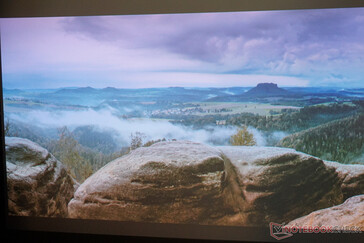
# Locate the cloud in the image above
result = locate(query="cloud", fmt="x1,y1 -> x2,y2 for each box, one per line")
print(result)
61,9 -> 364,69
1,8 -> 364,88
7,108 -> 238,147
112,72 -> 309,88
6,105 -> 292,148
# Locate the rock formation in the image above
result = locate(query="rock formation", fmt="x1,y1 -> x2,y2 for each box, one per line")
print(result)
7,137 -> 361,227
68,141 -> 231,223
287,195 -> 364,228
324,161 -> 364,200
6,137 -> 75,217
244,83 -> 289,97
68,141 -> 343,226
219,146 -> 343,225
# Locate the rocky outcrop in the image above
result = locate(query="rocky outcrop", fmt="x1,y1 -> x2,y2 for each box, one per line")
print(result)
324,161 -> 364,200
68,141 -> 232,224
244,83 -> 289,97
68,141 -> 343,226
6,137 -> 75,217
219,146 -> 343,226
287,195 -> 364,228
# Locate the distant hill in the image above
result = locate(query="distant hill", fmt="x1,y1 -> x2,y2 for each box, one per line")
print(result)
244,83 -> 289,97
101,87 -> 119,92
72,125 -> 118,154
5,119 -> 55,147
5,85 -> 358,107
207,83 -> 293,102
278,114 -> 364,164
56,86 -> 98,94
39,86 -> 247,104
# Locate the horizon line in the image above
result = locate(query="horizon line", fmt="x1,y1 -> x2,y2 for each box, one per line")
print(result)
3,84 -> 364,90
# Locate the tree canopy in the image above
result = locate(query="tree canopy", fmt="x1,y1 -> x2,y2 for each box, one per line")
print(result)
230,126 -> 256,146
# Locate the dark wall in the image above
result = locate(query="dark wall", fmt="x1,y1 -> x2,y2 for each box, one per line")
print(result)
1,0 -> 363,17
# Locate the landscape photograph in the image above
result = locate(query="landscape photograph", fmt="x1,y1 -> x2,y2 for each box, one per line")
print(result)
2,8 -> 364,229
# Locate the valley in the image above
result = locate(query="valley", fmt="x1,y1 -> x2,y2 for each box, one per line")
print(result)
3,83 -> 364,182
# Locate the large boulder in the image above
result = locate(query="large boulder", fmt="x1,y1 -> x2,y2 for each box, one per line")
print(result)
68,141 -> 233,224
6,137 -> 75,217
219,146 -> 343,225
324,161 -> 364,200
69,141 -> 343,226
287,195 -> 364,228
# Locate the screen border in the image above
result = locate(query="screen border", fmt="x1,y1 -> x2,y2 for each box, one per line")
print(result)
1,0 -> 364,18
1,1 -> 364,242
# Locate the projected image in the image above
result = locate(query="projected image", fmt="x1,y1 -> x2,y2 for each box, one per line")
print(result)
1,8 -> 364,228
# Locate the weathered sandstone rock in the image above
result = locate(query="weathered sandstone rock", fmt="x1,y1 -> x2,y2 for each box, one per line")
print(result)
218,146 -> 343,225
287,195 -> 364,228
69,141 -> 343,226
6,137 -> 75,217
68,141 -> 232,224
324,161 -> 364,200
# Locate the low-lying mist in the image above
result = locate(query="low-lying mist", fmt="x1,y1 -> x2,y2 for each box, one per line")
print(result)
7,107 -> 288,151
7,108 -> 234,147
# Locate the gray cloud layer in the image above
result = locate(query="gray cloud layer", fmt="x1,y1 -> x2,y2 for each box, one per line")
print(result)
1,8 -> 364,88
63,9 -> 364,65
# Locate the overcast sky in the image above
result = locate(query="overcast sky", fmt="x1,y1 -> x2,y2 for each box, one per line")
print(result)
1,8 -> 364,89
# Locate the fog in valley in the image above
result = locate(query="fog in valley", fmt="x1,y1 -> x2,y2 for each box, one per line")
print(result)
6,106 -> 286,151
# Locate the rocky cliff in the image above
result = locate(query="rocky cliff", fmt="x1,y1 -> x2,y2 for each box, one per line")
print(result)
219,146 -> 343,225
68,141 -> 346,226
68,141 -> 230,223
6,138 -> 363,227
244,83 -> 289,97
324,160 -> 364,200
6,137 -> 75,217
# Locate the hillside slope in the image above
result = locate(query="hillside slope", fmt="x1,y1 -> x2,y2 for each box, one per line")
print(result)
278,114 -> 364,163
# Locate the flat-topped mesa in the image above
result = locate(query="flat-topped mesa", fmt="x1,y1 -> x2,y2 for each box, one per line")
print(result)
68,141 -> 344,226
256,82 -> 278,88
245,83 -> 289,97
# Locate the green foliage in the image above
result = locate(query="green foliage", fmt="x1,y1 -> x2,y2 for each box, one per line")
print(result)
8,120 -> 130,177
228,103 -> 359,133
143,138 -> 166,147
279,114 -> 364,163
72,125 -> 117,154
4,118 -> 48,146
129,132 -> 168,150
48,126 -> 93,183
129,132 -> 146,151
171,102 -> 359,132
230,126 -> 256,146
